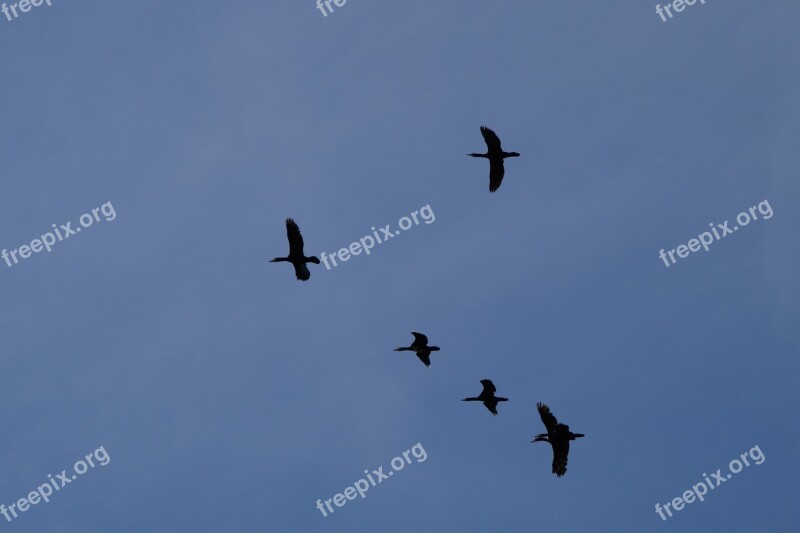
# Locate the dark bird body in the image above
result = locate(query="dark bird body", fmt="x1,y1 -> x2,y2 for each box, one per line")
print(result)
462,379 -> 508,415
468,126 -> 520,192
394,332 -> 440,367
270,218 -> 320,281
531,402 -> 585,477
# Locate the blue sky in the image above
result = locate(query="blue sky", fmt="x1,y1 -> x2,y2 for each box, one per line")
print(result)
1,1 -> 798,531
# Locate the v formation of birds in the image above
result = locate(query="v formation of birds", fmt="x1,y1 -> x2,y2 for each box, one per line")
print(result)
270,127 -> 585,477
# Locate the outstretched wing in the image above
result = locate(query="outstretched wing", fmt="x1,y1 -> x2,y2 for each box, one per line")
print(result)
416,352 -> 431,367
480,126 -> 502,153
286,218 -> 305,256
484,398 -> 499,416
293,262 -> 311,281
488,159 -> 505,192
551,440 -> 570,477
537,402 -> 558,433
411,332 -> 429,346
480,379 -> 497,396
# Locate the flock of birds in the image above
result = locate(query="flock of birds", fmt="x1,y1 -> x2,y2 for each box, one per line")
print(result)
392,331 -> 585,477
271,127 -> 586,477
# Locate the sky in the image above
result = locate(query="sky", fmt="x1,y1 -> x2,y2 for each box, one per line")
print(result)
1,1 -> 798,531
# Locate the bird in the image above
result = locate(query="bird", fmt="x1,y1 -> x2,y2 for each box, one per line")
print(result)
531,402 -> 585,477
462,379 -> 508,415
394,332 -> 440,367
468,126 -> 520,192
269,218 -> 320,281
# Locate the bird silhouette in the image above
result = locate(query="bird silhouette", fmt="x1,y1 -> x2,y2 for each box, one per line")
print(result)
394,332 -> 440,367
531,402 -> 585,477
270,218 -> 320,281
462,379 -> 508,415
468,126 -> 520,192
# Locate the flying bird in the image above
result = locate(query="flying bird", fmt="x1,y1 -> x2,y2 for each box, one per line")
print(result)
394,332 -> 440,367
468,126 -> 520,192
531,402 -> 585,477
462,379 -> 508,415
269,218 -> 320,281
